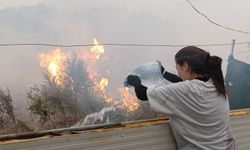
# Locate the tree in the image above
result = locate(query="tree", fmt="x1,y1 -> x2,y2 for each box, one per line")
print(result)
67,54 -> 104,113
0,88 -> 32,134
0,88 -> 15,130
27,85 -> 82,129
27,54 -> 105,129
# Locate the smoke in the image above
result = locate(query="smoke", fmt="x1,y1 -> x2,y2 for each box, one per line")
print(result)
0,0 -> 249,127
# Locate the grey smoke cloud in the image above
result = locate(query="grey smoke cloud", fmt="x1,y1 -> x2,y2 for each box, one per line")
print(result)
0,0 -> 249,121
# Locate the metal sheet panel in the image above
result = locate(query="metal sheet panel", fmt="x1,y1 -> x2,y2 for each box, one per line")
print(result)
1,109 -> 250,150
0,123 -> 177,150
230,114 -> 250,150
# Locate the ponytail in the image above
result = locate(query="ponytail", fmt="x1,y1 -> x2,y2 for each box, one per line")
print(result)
207,55 -> 227,97
175,46 -> 227,97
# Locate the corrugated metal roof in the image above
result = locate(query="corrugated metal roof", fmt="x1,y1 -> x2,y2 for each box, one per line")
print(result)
0,118 -> 176,150
230,112 -> 250,150
1,109 -> 250,150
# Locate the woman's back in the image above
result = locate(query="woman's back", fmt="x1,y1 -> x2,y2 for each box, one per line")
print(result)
147,79 -> 237,149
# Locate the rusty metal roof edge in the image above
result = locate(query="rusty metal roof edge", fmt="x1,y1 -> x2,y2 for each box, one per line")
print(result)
230,108 -> 250,116
1,108 -> 250,142
0,117 -> 169,141
0,122 -> 121,141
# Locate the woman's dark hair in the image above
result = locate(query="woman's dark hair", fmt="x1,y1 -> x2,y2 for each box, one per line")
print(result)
175,46 -> 227,96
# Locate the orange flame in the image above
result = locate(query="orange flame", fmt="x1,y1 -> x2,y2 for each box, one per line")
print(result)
91,38 -> 104,59
99,77 -> 109,91
81,38 -> 140,111
118,88 -> 140,112
82,39 -> 113,104
97,77 -> 113,104
39,48 -> 69,86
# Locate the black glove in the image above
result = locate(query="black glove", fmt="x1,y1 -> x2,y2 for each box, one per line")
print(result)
126,75 -> 148,100
126,75 -> 142,87
157,60 -> 182,83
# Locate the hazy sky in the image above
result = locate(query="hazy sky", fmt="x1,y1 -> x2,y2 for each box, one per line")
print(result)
0,0 -> 250,118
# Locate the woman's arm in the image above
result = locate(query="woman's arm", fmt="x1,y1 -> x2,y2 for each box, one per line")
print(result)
159,64 -> 182,83
134,84 -> 148,101
163,71 -> 182,83
126,75 -> 148,100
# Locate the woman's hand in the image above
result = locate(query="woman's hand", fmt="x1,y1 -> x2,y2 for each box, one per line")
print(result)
126,75 -> 142,87
126,75 -> 148,100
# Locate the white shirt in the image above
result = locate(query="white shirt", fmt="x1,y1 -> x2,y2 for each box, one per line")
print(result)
147,79 -> 237,150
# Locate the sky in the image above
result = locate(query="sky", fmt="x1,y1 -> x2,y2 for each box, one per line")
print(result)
0,0 -> 250,119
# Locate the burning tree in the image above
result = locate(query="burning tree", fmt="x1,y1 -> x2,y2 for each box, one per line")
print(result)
27,39 -> 158,129
27,48 -> 104,129
75,39 -> 161,126
67,54 -> 105,113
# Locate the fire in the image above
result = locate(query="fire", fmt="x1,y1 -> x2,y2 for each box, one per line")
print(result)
81,38 -> 140,111
81,39 -> 113,104
99,78 -> 108,91
82,39 -> 104,81
97,77 -> 113,104
39,48 -> 69,86
38,38 -> 140,113
118,88 -> 140,112
91,38 -> 104,59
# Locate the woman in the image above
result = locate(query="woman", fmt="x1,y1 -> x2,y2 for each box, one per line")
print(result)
127,46 -> 237,150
